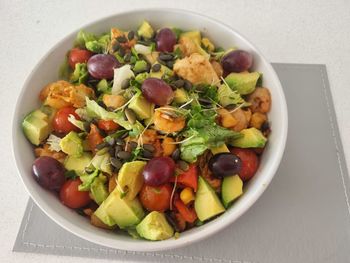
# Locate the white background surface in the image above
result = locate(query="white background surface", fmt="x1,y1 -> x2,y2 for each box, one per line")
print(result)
0,0 -> 349,262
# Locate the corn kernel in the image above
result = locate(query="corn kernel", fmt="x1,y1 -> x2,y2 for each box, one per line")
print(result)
180,187 -> 195,205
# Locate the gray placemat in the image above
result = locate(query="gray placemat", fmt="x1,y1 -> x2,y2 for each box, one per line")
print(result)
13,63 -> 350,263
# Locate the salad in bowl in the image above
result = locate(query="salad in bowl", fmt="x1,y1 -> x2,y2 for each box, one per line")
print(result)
22,20 -> 271,241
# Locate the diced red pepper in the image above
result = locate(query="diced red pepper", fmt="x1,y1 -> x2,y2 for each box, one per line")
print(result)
97,119 -> 119,132
87,124 -> 104,153
173,199 -> 197,223
171,164 -> 198,191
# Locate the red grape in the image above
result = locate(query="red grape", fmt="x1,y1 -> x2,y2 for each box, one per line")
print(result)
141,78 -> 174,106
155,28 -> 176,52
142,157 -> 175,186
208,153 -> 242,178
221,50 -> 253,73
87,54 -> 120,79
32,156 -> 66,191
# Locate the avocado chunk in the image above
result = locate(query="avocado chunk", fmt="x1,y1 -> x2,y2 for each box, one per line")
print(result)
136,211 -> 174,241
179,31 -> 210,59
194,176 -> 225,221
135,72 -> 149,84
118,161 -> 146,200
94,188 -> 145,228
64,152 -> 92,175
91,151 -> 112,175
218,84 -> 245,107
144,52 -> 159,65
128,96 -> 154,120
90,175 -> 109,205
221,175 -> 243,208
230,127 -> 267,148
22,109 -> 51,146
133,60 -> 148,73
137,20 -> 154,39
59,131 -> 83,157
96,79 -> 111,94
173,88 -> 189,104
224,72 -> 260,95
210,144 -> 230,155
150,63 -> 173,79
40,105 -> 57,123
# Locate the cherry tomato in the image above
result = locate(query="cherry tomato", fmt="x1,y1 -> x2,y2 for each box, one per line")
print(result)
97,119 -> 119,132
173,198 -> 197,223
86,124 -> 104,153
52,107 -> 81,134
68,48 -> 93,69
139,184 -> 172,212
231,148 -> 259,181
59,178 -> 92,208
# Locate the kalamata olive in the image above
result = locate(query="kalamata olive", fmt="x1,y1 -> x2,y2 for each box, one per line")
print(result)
208,153 -> 242,178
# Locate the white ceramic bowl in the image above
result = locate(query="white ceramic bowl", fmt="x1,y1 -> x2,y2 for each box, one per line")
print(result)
12,8 -> 288,251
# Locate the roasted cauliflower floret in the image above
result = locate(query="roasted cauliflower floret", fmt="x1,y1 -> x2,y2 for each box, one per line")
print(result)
173,53 -> 220,85
247,87 -> 271,113
110,28 -> 136,50
39,80 -> 95,109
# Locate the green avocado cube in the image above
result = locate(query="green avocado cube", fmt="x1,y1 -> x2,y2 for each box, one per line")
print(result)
137,21 -> 154,39
94,188 -> 145,228
194,176 -> 225,221
22,109 -> 50,146
230,127 -> 267,148
134,60 -> 148,73
64,152 -> 92,175
128,96 -> 154,120
221,175 -> 243,208
136,211 -> 174,241
90,175 -> 109,205
150,63 -> 173,79
118,161 -> 146,200
173,88 -> 189,104
59,131 -> 83,157
224,72 -> 260,95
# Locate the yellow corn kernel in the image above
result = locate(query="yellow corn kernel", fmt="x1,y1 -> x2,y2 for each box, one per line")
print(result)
180,187 -> 195,205
201,37 -> 215,52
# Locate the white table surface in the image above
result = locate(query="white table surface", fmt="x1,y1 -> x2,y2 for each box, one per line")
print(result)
1,0 -> 349,262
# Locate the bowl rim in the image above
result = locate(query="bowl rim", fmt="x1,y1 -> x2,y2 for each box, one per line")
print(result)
12,7 -> 288,251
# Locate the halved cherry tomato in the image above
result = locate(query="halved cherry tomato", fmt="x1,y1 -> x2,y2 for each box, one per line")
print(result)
87,124 -> 104,153
139,184 -> 172,212
231,148 -> 259,181
170,164 -> 198,191
68,48 -> 93,69
97,119 -> 119,132
59,178 -> 92,208
173,198 -> 197,223
52,106 -> 81,134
